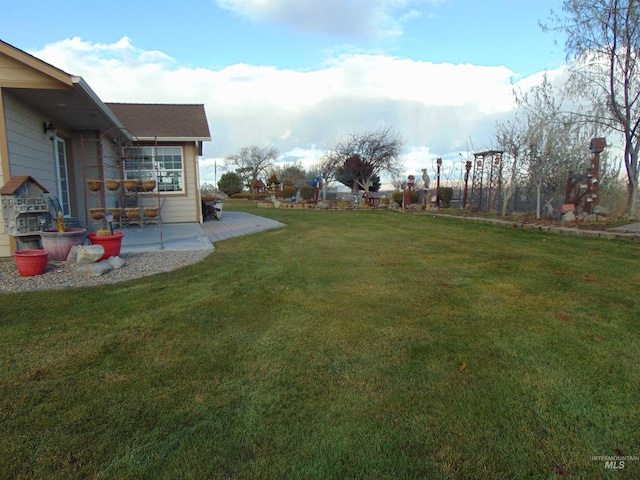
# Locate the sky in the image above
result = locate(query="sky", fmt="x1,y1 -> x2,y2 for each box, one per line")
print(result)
0,0 -> 568,187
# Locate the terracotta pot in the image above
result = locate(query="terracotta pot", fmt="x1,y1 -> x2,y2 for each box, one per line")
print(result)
39,228 -> 87,261
14,249 -> 48,277
88,231 -> 125,261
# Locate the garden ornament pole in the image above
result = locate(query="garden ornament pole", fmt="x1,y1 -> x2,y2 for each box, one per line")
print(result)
436,158 -> 442,206
588,137 -> 605,214
403,175 -> 414,209
462,160 -> 472,209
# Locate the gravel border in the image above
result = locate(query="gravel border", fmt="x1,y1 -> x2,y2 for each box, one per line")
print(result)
0,249 -> 212,293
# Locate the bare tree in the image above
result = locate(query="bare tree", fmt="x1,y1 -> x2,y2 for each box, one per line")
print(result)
514,74 -> 604,217
313,153 -> 342,200
390,171 -> 408,191
544,0 -> 640,214
495,114 -> 528,216
225,146 -> 279,189
329,127 -> 405,193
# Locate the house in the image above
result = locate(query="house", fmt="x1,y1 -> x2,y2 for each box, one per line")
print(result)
0,40 -> 211,258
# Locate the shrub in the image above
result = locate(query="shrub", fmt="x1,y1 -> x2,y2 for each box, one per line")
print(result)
218,172 -> 244,196
231,193 -> 269,201
299,184 -> 314,200
280,186 -> 297,199
392,191 -> 419,205
438,187 -> 454,208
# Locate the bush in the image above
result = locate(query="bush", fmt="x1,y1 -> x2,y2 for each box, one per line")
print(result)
280,186 -> 297,199
231,193 -> 270,201
392,191 -> 419,205
438,187 -> 453,208
299,184 -> 314,201
218,172 -> 244,196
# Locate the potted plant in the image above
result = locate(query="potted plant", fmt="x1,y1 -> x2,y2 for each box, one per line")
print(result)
39,212 -> 87,261
87,229 -> 125,261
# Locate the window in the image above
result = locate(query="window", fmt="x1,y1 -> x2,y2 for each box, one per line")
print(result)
123,146 -> 184,193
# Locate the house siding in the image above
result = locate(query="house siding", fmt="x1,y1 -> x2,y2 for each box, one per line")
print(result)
0,92 -> 59,257
3,92 -> 58,191
132,141 -> 200,224
0,49 -> 67,88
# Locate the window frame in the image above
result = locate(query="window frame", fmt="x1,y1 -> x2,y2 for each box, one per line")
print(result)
123,145 -> 185,195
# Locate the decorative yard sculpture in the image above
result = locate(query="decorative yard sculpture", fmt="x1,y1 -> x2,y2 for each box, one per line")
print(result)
403,175 -> 415,209
422,168 -> 430,206
469,150 -> 503,213
564,138 -> 605,214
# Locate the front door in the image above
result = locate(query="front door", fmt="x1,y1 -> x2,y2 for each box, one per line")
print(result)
54,137 -> 71,217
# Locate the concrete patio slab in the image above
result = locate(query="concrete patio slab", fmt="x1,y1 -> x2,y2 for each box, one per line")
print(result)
119,211 -> 285,254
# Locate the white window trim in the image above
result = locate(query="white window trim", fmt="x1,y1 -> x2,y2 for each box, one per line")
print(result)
123,146 -> 185,195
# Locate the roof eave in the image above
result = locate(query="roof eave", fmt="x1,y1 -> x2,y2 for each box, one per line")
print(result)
136,136 -> 212,142
71,76 -> 133,140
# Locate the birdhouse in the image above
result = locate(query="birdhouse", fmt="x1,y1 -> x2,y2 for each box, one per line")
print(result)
590,138 -> 606,154
0,176 -> 50,236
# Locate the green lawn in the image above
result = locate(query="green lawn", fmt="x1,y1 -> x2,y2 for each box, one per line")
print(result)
1,200 -> 639,479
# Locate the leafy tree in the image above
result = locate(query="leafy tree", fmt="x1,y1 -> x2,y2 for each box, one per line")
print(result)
267,173 -> 280,187
276,163 -> 306,188
217,171 -> 244,196
544,0 -> 640,214
328,127 -> 404,192
226,146 -> 279,189
335,154 -> 382,192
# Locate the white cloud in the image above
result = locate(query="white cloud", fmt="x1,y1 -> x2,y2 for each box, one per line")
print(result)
31,37 -> 557,186
215,0 -> 441,39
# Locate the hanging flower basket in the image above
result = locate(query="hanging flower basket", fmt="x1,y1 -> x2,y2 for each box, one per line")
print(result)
87,179 -> 103,191
123,179 -> 139,192
125,208 -> 140,219
90,208 -> 105,220
14,249 -> 48,277
142,180 -> 156,192
144,207 -> 159,218
107,208 -> 122,218
105,179 -> 121,191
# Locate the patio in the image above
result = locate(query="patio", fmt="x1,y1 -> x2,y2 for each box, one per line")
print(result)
119,211 -> 285,254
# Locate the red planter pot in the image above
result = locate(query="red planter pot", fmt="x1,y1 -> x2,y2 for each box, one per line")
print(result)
14,249 -> 49,277
87,231 -> 125,261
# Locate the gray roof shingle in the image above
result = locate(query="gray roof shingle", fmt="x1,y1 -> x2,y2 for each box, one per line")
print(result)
106,103 -> 211,140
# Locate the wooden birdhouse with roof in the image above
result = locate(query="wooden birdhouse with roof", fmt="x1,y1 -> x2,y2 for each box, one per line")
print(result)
0,176 -> 50,237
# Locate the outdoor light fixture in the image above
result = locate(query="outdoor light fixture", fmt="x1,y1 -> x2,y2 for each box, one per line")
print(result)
105,212 -> 115,235
43,121 -> 57,140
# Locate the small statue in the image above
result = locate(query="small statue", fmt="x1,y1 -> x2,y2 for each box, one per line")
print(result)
422,168 -> 430,190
